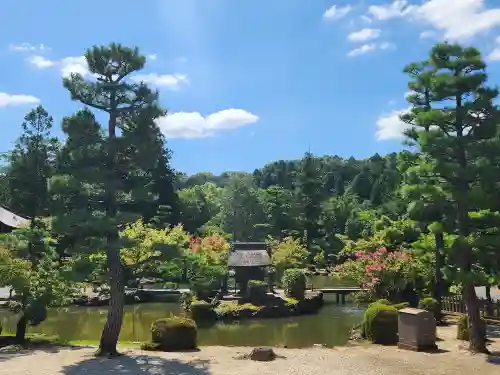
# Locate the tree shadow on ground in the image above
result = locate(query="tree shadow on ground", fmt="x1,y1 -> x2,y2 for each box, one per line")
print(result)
486,351 -> 500,365
61,353 -> 213,375
0,336 -> 85,363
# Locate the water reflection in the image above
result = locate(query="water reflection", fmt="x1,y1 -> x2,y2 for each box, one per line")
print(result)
0,276 -> 363,348
0,299 -> 362,348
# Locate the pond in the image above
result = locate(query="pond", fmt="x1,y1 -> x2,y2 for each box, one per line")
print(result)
0,296 -> 363,348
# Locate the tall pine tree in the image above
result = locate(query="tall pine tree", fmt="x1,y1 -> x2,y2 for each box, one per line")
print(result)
404,43 -> 500,353
52,43 -> 164,356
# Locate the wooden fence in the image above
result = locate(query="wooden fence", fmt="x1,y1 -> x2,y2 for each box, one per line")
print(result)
442,295 -> 500,320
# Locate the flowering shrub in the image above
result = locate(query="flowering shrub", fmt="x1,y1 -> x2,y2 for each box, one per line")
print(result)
188,234 -> 229,264
333,247 -> 417,302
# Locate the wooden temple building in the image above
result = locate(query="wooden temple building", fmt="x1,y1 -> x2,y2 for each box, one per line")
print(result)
227,242 -> 272,294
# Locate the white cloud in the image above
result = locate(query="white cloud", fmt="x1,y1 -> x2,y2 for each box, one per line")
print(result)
131,73 -> 188,89
348,28 -> 381,42
488,48 -> 500,61
375,108 -> 410,140
156,109 -> 259,139
28,54 -> 90,77
379,42 -> 396,50
419,30 -> 436,39
60,56 -> 89,77
28,55 -> 56,68
27,54 -> 189,88
368,0 -> 415,20
361,15 -> 373,24
370,0 -> 500,41
323,5 -> 352,20
148,54 -> 157,61
9,43 -> 49,52
346,41 -> 394,57
0,92 -> 40,108
412,0 -> 500,40
347,44 -> 377,57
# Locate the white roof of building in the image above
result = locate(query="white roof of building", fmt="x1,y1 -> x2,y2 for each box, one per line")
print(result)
0,206 -> 29,228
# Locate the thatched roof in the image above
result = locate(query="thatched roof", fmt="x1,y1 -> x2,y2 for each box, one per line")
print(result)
227,242 -> 271,267
228,249 -> 271,267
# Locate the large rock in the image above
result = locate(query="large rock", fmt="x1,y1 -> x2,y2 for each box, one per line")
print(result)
249,347 -> 277,361
296,291 -> 324,314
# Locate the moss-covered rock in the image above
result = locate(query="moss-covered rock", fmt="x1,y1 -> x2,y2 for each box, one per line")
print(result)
362,302 -> 399,345
296,291 -> 324,314
247,280 -> 268,304
150,316 -> 197,351
189,300 -> 217,324
281,269 -> 306,300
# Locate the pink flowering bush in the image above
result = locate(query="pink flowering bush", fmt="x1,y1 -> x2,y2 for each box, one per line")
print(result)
333,247 -> 418,302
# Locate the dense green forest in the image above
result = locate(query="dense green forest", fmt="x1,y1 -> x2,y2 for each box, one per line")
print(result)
1,41 -> 500,355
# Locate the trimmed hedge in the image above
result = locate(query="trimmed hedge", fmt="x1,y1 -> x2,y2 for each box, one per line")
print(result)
149,316 -> 197,351
362,302 -> 399,345
456,314 -> 486,341
282,268 -> 307,300
247,280 -> 268,304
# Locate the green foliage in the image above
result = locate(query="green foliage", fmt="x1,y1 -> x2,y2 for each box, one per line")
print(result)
120,219 -> 183,282
247,279 -> 268,304
270,237 -> 308,277
362,302 -> 399,344
150,316 -> 197,351
281,268 -> 307,300
418,297 -> 439,317
456,314 -> 486,341
3,105 -> 59,218
214,301 -> 262,320
0,225 -> 79,337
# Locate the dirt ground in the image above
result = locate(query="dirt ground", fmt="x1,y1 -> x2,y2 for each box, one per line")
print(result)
0,322 -> 499,375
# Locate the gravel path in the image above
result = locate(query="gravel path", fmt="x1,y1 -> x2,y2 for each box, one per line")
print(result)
1,325 -> 499,375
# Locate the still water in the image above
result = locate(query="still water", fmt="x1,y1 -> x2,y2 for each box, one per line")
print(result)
0,297 -> 363,348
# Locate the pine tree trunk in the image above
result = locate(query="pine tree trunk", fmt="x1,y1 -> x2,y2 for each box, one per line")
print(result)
463,281 -> 488,353
97,243 -> 124,356
96,101 -> 124,357
433,232 -> 445,323
16,315 -> 27,342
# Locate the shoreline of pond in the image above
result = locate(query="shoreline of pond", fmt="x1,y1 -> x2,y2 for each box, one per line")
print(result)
0,300 -> 365,348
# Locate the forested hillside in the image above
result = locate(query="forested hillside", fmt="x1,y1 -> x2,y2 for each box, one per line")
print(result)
174,151 -> 415,259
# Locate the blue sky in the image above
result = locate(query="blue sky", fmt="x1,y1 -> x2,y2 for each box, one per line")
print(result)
1,0 -> 500,174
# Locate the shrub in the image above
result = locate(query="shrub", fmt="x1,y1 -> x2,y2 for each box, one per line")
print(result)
190,300 -> 216,323
281,268 -> 307,300
150,316 -> 197,351
392,302 -> 409,310
418,297 -> 440,320
333,247 -> 418,302
456,314 -> 486,341
247,280 -> 267,304
179,291 -> 194,312
362,302 -> 399,345
215,301 -> 261,320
